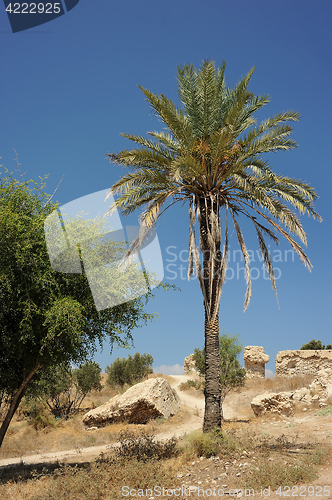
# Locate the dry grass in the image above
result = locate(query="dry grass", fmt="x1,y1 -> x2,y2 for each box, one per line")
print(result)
0,457 -> 180,500
0,380 -> 125,460
0,416 -> 120,460
244,374 -> 316,394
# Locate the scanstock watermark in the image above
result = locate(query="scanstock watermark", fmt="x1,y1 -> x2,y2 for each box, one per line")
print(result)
120,484 -> 331,497
3,1 -> 80,33
165,246 -> 296,281
44,188 -> 164,312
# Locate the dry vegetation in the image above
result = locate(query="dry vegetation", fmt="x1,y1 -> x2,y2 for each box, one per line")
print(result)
0,373 -> 331,500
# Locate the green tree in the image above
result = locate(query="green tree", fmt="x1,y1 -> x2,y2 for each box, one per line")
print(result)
26,361 -> 102,418
106,352 -> 153,387
0,169 -> 159,447
106,60 -> 321,431
193,331 -> 246,417
300,339 -> 332,350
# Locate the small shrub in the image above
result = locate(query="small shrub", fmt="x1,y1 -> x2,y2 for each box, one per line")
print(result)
115,429 -> 178,462
315,405 -> 332,416
300,339 -> 332,350
187,379 -> 204,391
21,400 -> 58,430
105,352 -> 153,387
186,427 -> 238,457
25,361 -> 103,419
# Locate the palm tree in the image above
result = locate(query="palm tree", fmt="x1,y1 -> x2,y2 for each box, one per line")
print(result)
106,60 -> 321,432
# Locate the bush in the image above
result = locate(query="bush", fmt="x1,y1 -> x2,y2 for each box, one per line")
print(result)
21,400 -> 58,429
186,427 -> 238,457
187,379 -> 204,391
115,429 -> 178,462
105,352 -> 153,387
315,405 -> 332,416
300,339 -> 332,350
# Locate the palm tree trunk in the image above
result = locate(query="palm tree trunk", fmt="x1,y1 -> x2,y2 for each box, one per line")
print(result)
199,195 -> 223,432
0,364 -> 41,448
203,310 -> 222,431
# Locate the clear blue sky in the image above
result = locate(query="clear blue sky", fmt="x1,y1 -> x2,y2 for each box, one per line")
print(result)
1,0 -> 331,376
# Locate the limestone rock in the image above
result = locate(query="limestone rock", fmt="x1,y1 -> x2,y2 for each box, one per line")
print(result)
251,392 -> 294,417
244,346 -> 270,379
184,354 -> 200,375
275,350 -> 332,378
82,377 -> 180,427
292,387 -> 311,402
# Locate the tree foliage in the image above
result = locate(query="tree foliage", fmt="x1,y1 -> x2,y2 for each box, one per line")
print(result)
300,339 -> 332,350
0,167 -> 159,446
105,352 -> 153,387
192,331 -> 246,402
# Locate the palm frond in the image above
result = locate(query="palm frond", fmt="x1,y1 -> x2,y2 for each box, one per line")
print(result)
107,59 -> 321,315
138,85 -> 195,150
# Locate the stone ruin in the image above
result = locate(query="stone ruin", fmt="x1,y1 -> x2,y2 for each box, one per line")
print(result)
243,346 -> 270,379
250,349 -> 332,416
275,349 -> 332,398
185,346 -> 270,379
275,349 -> 332,378
184,354 -> 200,375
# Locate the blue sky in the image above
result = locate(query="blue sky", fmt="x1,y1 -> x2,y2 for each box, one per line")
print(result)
1,0 -> 331,376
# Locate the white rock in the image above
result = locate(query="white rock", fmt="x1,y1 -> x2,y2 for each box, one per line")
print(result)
184,354 -> 200,374
82,377 -> 180,427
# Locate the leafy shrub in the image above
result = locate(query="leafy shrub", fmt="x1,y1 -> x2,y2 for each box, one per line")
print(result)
187,379 -> 204,391
105,352 -> 153,387
21,400 -> 58,429
300,339 -> 332,350
115,429 -> 178,462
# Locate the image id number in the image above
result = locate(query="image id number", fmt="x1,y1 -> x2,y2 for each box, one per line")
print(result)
275,485 -> 330,496
6,3 -> 61,14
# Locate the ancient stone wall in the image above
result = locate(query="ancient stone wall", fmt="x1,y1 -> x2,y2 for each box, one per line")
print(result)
275,350 -> 332,377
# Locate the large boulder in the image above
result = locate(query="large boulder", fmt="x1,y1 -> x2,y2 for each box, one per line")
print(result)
83,377 -> 180,427
251,392 -> 294,417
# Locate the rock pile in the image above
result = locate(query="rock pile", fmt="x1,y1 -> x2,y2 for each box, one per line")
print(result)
251,386 -> 329,417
